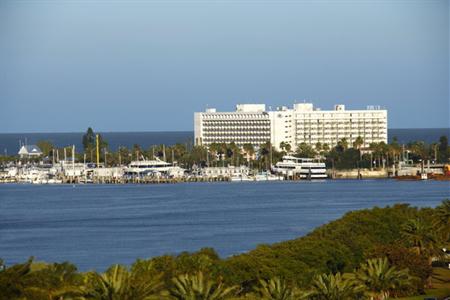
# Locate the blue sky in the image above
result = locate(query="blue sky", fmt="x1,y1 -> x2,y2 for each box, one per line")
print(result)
0,0 -> 448,132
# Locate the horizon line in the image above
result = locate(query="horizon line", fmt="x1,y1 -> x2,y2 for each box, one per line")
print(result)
0,127 -> 449,135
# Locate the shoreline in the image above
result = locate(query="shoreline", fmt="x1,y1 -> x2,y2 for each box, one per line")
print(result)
1,176 -> 449,185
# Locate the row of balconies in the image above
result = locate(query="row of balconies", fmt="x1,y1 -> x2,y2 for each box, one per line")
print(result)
296,137 -> 384,142
295,125 -> 387,130
203,120 -> 270,123
297,127 -> 386,131
297,129 -> 387,133
297,133 -> 385,138
203,123 -> 270,127
296,122 -> 386,126
203,129 -> 271,133
204,131 -> 270,137
296,118 -> 386,121
204,136 -> 269,140
203,124 -> 270,127
296,136 -> 385,140
204,137 -> 268,141
203,125 -> 270,130
202,115 -> 269,120
295,114 -> 386,118
295,116 -> 386,119
297,126 -> 387,130
203,139 -> 267,144
298,135 -> 383,139
296,140 -> 384,146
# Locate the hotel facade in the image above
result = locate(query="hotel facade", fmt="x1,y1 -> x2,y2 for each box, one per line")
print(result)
194,103 -> 387,151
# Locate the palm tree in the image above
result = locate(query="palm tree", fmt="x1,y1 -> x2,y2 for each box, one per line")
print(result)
408,141 -> 430,162
322,144 -> 330,155
349,257 -> 413,300
401,218 -> 444,288
254,277 -> 308,300
284,143 -> 292,153
83,264 -> 163,300
433,199 -> 450,241
227,142 -> 241,166
23,262 -> 84,300
209,143 -> 221,165
309,272 -> 358,300
401,218 -> 442,263
279,142 -> 292,155
388,137 -> 402,164
259,142 -> 272,170
170,271 -> 238,300
243,143 -> 255,166
0,257 -> 33,300
296,143 -> 316,158
352,136 -> 364,150
337,138 -> 348,151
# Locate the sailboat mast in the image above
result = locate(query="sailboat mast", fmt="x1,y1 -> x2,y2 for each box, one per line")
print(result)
96,134 -> 100,167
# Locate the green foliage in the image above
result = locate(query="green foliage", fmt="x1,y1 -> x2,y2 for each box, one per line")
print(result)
348,257 -> 414,300
81,127 -> 108,161
368,245 -> 432,295
82,127 -> 96,151
0,257 -> 33,299
326,148 -> 361,169
352,136 -> 364,150
22,262 -> 84,300
36,140 -> 54,157
309,272 -> 359,300
401,218 -> 442,261
83,264 -> 164,300
295,143 -> 316,158
254,277 -> 309,300
438,135 -> 449,163
170,271 -> 238,300
221,204 -> 426,288
433,199 -> 450,241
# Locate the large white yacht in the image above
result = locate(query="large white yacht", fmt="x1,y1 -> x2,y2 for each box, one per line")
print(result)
124,158 -> 185,178
272,156 -> 327,179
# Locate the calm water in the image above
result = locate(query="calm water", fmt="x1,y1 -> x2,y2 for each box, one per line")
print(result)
1,128 -> 449,154
0,180 -> 448,271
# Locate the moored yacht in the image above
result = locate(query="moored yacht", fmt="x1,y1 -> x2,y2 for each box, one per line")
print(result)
272,156 -> 327,179
124,158 -> 185,178
254,171 -> 284,181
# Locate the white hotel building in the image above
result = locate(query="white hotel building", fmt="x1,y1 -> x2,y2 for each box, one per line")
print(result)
194,103 -> 387,151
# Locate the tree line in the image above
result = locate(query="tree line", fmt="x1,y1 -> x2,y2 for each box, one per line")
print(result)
2,127 -> 449,171
1,200 -> 449,299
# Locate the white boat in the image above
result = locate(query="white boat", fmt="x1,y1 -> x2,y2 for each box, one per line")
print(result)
272,156 -> 327,179
255,171 -> 284,181
47,178 -> 63,184
124,158 -> 185,178
230,174 -> 254,182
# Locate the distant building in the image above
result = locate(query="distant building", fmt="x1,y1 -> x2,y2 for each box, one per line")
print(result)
18,145 -> 43,158
194,102 -> 387,151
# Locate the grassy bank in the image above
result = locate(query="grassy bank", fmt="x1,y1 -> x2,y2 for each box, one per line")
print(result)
397,268 -> 450,299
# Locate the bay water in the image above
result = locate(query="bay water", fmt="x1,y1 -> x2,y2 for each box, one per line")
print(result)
0,180 -> 448,271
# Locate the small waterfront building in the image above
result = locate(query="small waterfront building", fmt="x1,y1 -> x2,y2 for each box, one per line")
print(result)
200,166 -> 250,178
194,102 -> 387,151
18,145 -> 43,158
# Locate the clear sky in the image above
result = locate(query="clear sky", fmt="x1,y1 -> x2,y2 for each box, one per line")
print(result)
0,0 -> 448,133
